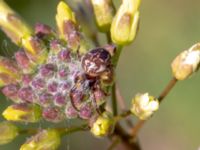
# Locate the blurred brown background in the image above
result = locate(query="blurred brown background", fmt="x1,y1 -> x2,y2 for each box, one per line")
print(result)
0,0 -> 200,150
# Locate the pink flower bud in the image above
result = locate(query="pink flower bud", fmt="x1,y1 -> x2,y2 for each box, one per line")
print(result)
18,87 -> 35,103
42,107 -> 64,123
2,84 -> 20,103
40,63 -> 56,77
54,93 -> 66,107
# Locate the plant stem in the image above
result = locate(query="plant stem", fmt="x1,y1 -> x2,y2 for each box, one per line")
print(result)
92,33 -> 100,46
59,124 -> 89,136
19,128 -> 38,135
116,84 -> 126,110
116,84 -> 134,127
131,77 -> 178,137
19,124 -> 89,136
107,137 -> 121,150
112,83 -> 118,116
131,120 -> 146,137
157,77 -> 177,102
106,32 -> 112,44
113,46 -> 122,67
114,110 -> 131,121
113,124 -> 142,150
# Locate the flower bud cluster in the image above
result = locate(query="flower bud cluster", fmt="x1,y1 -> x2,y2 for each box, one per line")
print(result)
0,1 -> 114,123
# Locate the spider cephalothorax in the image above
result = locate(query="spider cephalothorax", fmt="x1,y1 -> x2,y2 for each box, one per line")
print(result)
81,48 -> 112,77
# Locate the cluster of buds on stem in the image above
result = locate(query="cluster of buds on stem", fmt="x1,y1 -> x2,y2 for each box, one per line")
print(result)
0,1 -> 120,148
0,0 -> 115,125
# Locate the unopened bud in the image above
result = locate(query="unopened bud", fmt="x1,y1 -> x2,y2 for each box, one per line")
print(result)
56,1 -> 76,39
171,43 -> 200,80
22,35 -> 48,64
0,56 -> 21,86
56,1 -> 90,54
91,0 -> 115,32
111,0 -> 140,45
79,103 -> 93,119
0,122 -> 18,145
93,89 -> 106,106
0,0 -> 32,44
42,107 -> 64,123
15,50 -> 36,73
34,23 -> 55,37
2,103 -> 42,123
20,129 -> 60,150
0,73 -> 18,87
2,84 -> 20,103
131,93 -> 159,120
90,112 -> 115,137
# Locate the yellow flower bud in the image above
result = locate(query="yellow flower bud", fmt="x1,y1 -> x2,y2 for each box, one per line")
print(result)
2,103 -> 42,123
91,0 -> 115,32
0,0 -> 32,45
171,43 -> 200,80
0,122 -> 18,145
131,93 -> 159,120
90,112 -> 115,137
20,129 -> 60,150
111,0 -> 140,45
56,1 -> 76,39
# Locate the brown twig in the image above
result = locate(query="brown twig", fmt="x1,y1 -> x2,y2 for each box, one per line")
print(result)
112,124 -> 142,150
131,120 -> 146,137
116,84 -> 126,110
157,77 -> 177,102
116,84 -> 134,127
107,137 -> 121,150
130,77 -> 178,138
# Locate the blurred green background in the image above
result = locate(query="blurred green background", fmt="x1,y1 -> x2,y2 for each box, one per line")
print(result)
0,0 -> 200,150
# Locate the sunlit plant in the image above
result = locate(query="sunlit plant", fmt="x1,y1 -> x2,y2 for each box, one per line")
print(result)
0,0 -> 199,150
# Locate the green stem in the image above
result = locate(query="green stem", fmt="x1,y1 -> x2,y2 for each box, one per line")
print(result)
58,124 -> 89,136
113,46 -> 122,67
112,83 -> 118,116
114,110 -> 131,122
110,45 -> 123,117
19,124 -> 89,136
19,129 -> 38,135
92,33 -> 100,46
106,32 -> 112,44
